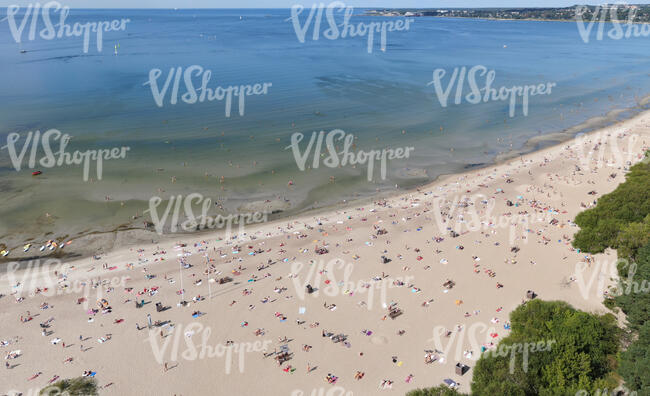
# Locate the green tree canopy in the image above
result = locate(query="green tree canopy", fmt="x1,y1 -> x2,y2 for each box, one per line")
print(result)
40,377 -> 98,396
619,320 -> 650,395
573,156 -> 650,256
406,385 -> 468,396
471,300 -> 619,396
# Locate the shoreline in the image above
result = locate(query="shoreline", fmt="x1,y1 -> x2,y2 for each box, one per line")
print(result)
2,102 -> 649,266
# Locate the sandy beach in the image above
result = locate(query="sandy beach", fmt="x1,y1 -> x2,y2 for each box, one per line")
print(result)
1,112 -> 648,396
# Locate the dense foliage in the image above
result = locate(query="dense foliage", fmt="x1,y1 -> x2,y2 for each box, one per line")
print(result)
573,153 -> 650,394
406,386 -> 468,396
40,377 -> 98,396
470,300 -> 619,396
614,243 -> 650,332
614,241 -> 650,395
619,321 -> 650,394
572,157 -> 650,255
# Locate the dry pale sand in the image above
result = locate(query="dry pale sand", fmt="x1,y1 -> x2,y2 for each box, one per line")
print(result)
1,113 -> 649,396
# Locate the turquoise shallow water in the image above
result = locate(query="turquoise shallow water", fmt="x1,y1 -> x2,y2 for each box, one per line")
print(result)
1,8 -> 650,246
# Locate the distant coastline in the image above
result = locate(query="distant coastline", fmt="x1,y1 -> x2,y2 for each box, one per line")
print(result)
362,15 -> 650,25
362,14 -> 577,23
363,5 -> 650,24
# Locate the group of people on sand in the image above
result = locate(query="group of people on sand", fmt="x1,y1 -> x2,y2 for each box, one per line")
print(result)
5,141 -> 619,395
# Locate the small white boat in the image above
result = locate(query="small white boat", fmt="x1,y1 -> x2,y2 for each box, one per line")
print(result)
23,244 -> 31,252
40,246 -> 46,252
1,250 -> 9,257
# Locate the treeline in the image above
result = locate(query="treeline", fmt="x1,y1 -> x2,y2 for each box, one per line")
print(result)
574,153 -> 650,394
409,153 -> 649,395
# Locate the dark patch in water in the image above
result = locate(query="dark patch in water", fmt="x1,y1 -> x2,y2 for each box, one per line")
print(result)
0,179 -> 14,193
